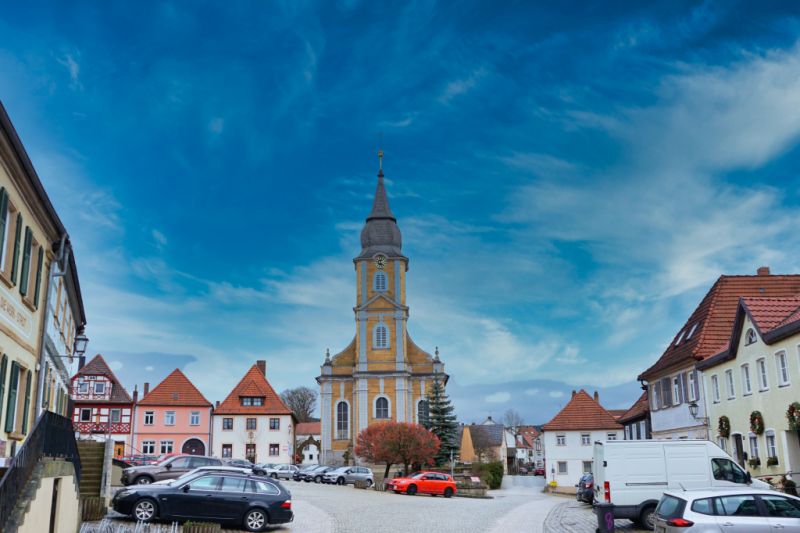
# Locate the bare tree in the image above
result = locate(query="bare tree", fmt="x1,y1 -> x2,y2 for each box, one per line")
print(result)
280,386 -> 318,423
503,409 -> 524,435
471,427 -> 496,463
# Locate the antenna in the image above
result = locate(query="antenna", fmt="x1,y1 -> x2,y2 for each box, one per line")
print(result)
678,482 -> 686,492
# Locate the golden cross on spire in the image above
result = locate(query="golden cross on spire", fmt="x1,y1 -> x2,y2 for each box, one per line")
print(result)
377,131 -> 384,172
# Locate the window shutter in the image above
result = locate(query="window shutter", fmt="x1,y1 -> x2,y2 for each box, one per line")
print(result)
0,355 -> 6,429
10,214 -> 21,284
679,373 -> 686,404
19,227 -> 32,296
33,247 -> 43,308
0,188 -> 7,265
5,362 -> 19,433
21,371 -> 31,434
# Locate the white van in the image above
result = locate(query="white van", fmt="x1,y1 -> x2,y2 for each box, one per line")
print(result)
592,440 -> 770,529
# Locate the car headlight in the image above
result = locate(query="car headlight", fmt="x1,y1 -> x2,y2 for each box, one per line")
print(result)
116,490 -> 134,498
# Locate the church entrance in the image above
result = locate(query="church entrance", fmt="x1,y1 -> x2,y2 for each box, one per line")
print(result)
182,438 -> 205,456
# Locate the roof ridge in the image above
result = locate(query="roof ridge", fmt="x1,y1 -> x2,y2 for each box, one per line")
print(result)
139,368 -> 212,406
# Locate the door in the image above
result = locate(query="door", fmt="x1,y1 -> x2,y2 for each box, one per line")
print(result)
182,438 -> 205,456
732,434 -> 745,467
167,475 -> 222,519
215,476 -> 251,519
158,456 -> 193,480
759,494 -> 800,531
713,494 -> 770,532
114,441 -> 125,458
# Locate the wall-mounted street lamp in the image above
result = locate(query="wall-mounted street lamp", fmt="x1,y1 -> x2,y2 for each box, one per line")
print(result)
688,400 -> 700,419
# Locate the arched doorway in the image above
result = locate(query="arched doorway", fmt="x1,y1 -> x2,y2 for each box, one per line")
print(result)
182,438 -> 205,456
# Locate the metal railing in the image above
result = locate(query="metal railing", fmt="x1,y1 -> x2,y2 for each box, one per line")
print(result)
0,411 -> 81,530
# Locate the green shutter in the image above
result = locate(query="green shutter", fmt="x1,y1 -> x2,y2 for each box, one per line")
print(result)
21,371 -> 31,434
4,362 -> 19,433
33,246 -> 43,308
10,215 -> 22,284
19,227 -> 31,296
0,188 -> 7,266
0,355 -> 7,429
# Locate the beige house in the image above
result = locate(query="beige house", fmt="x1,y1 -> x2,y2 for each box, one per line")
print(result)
458,423 -> 508,472
699,296 -> 800,480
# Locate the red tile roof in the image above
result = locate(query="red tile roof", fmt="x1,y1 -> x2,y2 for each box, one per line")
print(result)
213,364 -> 292,415
542,390 -> 622,431
73,354 -> 133,403
639,273 -> 800,380
617,392 -> 649,424
607,409 -> 627,420
137,368 -> 212,407
296,421 -> 321,436
742,297 -> 800,334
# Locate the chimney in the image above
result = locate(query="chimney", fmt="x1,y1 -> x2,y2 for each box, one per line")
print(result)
757,266 -> 770,276
215,400 -> 220,408
594,391 -> 599,402
257,360 -> 267,376
132,385 -> 138,403
571,390 -> 576,398
144,382 -> 150,396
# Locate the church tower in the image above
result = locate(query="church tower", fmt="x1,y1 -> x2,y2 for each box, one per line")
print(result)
317,153 -> 447,465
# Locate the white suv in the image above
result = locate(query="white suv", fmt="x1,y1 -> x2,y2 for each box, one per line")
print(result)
654,488 -> 800,532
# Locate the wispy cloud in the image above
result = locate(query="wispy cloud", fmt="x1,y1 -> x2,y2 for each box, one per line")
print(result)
57,52 -> 82,90
439,67 -> 488,104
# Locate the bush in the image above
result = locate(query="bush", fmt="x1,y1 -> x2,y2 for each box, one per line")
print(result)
472,461 -> 504,489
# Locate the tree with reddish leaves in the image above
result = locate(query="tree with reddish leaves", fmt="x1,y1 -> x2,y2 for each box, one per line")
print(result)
355,422 -> 440,479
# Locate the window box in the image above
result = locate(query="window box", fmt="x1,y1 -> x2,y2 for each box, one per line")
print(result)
748,457 -> 761,468
767,456 -> 779,467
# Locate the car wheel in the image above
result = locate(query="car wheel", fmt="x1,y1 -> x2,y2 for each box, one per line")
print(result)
133,499 -> 157,522
444,487 -> 454,498
337,477 -> 345,485
407,484 -> 417,496
639,505 -> 656,530
366,479 -> 373,487
314,475 -> 322,483
271,473 -> 278,479
135,476 -> 153,485
244,508 -> 268,532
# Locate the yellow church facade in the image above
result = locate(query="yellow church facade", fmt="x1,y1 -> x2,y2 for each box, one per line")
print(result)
317,157 -> 448,464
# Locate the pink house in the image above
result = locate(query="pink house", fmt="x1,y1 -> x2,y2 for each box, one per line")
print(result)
132,369 -> 213,457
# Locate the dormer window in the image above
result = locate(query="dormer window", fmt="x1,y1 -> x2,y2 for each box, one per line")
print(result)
745,328 -> 757,345
241,396 -> 264,406
374,272 -> 387,292
686,323 -> 698,340
674,329 -> 686,346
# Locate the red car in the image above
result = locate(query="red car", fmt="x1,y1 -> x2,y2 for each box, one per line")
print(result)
533,467 -> 545,476
386,471 -> 457,498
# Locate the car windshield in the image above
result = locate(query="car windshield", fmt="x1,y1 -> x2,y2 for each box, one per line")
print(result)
156,456 -> 176,466
410,472 -> 426,479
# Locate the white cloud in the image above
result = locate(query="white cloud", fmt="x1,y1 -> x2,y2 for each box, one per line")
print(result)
208,117 -> 224,134
548,391 -> 564,398
108,360 -> 123,371
524,388 -> 540,396
485,391 -> 511,404
57,52 -> 82,90
152,229 -> 168,248
145,366 -> 154,372
439,67 -> 487,104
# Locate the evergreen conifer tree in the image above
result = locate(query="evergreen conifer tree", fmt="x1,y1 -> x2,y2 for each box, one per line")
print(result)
426,378 -> 459,466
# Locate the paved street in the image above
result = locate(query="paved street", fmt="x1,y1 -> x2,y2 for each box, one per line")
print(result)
543,499 -> 649,533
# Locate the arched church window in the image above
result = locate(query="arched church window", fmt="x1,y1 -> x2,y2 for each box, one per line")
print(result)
375,397 -> 389,419
745,328 -> 757,345
417,400 -> 429,425
374,324 -> 389,348
374,272 -> 387,292
336,401 -> 349,440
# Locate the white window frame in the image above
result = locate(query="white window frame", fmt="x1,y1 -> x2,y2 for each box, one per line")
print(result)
607,433 -> 617,441
688,372 -> 697,402
165,411 -> 176,426
581,433 -> 590,446
374,395 -> 391,419
748,433 -> 759,459
675,330 -> 686,346
717,437 -> 727,453
741,364 -> 752,395
110,409 -> 121,423
672,376 -> 681,406
190,411 -> 200,426
711,375 -> 720,403
650,384 -> 660,411
160,440 -> 174,454
77,382 -> 88,394
757,358 -> 769,391
557,461 -> 567,474
686,323 -> 698,339
335,400 -> 350,440
144,411 -> 154,425
725,369 -> 735,399
765,430 -> 777,459
94,382 -> 105,395
775,351 -> 790,386
582,461 -> 592,474
269,443 -> 279,457
80,408 -> 92,422
556,434 -> 566,446
374,271 -> 388,292
745,328 -> 757,345
638,420 -> 646,439
373,323 -> 389,349
221,444 -> 232,458
142,440 -> 155,454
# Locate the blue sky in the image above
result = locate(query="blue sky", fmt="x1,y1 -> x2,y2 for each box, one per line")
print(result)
3,1 -> 800,424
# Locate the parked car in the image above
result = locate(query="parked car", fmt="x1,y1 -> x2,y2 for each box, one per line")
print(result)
152,465 -> 262,485
593,440 -> 770,529
112,470 -> 292,532
303,466 -> 334,483
575,473 -> 594,504
293,464 -> 318,482
533,466 -> 545,476
518,466 -> 528,475
121,455 -> 223,485
122,455 -> 159,466
386,471 -> 457,498
266,464 -> 300,480
654,488 -> 800,532
322,466 -> 374,486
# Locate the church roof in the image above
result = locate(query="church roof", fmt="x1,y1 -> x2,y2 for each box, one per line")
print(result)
357,168 -> 404,260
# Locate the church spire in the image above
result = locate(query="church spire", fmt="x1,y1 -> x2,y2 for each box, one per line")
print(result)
357,149 -> 404,259
367,151 -> 396,222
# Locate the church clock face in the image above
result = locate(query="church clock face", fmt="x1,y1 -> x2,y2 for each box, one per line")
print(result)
374,256 -> 386,270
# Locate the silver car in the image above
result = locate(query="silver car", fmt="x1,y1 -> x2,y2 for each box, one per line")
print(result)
654,488 -> 800,532
266,464 -> 300,480
322,466 -> 374,486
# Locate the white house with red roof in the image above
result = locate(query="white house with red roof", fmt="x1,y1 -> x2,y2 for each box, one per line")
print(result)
212,360 -> 295,465
542,389 -> 623,491
295,421 -> 321,465
698,296 -> 800,479
70,354 -> 133,457
638,267 -> 800,441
